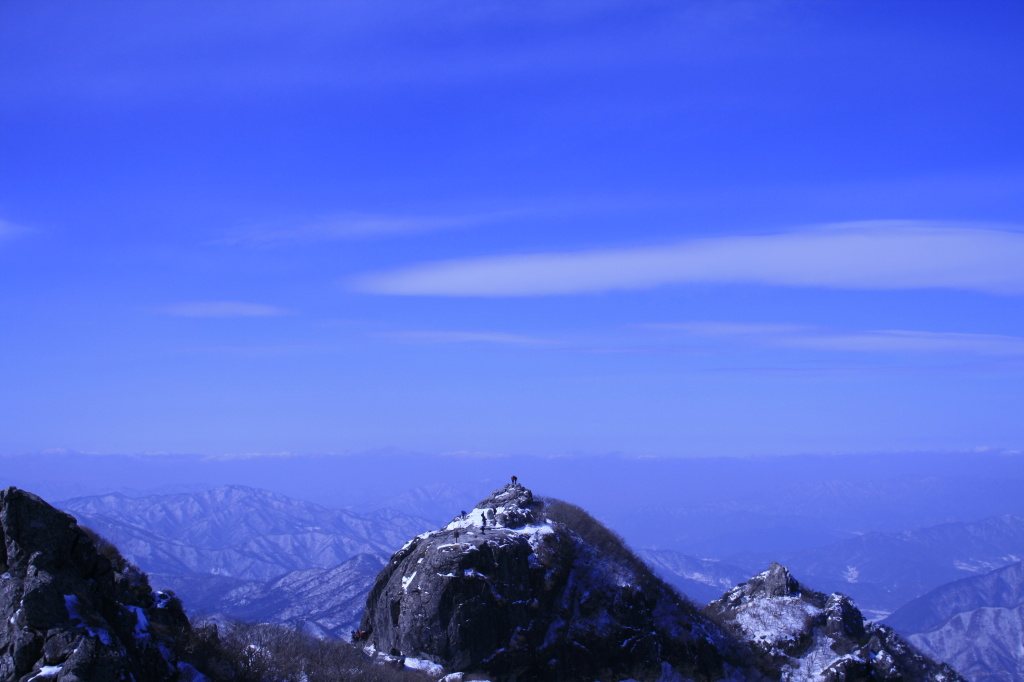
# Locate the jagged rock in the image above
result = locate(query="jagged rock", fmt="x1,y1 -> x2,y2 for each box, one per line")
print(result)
0,487 -> 204,681
722,562 -> 801,602
360,483 -> 746,682
704,563 -> 964,681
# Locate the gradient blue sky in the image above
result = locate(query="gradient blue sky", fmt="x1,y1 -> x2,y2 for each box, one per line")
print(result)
1,1 -> 1022,459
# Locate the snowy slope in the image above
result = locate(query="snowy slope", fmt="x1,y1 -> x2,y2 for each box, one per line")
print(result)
705,563 -> 962,682
886,561 -> 1024,682
60,485 -> 433,580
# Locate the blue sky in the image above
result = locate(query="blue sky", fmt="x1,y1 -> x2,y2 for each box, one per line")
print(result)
1,0 -> 1022,459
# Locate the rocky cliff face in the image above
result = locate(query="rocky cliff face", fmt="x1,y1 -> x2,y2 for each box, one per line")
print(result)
705,562 -> 963,682
360,483 -> 749,681
0,487 -> 204,681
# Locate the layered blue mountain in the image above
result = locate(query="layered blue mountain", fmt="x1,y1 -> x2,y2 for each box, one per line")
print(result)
884,561 -> 1024,682
58,486 -> 433,635
743,515 -> 1024,618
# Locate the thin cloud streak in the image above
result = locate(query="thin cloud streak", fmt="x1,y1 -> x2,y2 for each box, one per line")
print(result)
652,321 -> 1024,356
0,219 -> 28,241
350,221 -> 1024,297
785,330 -> 1024,356
1,1 -> 774,108
160,301 -> 292,318
376,322 -> 1024,357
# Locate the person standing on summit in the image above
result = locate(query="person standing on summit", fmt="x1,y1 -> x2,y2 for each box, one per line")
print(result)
511,475 -> 518,486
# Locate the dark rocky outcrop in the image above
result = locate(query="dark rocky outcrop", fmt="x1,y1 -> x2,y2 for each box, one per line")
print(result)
360,483 -> 751,681
705,562 -> 964,681
0,487 -> 204,681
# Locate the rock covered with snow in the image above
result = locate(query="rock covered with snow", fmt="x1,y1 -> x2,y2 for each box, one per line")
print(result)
359,483 -> 746,681
705,562 -> 964,681
0,487 -> 206,681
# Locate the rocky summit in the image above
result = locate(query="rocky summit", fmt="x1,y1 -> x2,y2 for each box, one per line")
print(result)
359,482 -> 748,681
704,562 -> 964,682
0,487 -> 204,682
360,484 -> 967,682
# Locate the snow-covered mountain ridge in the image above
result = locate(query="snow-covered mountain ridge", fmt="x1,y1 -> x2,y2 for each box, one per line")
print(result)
745,514 -> 1024,617
59,485 -> 432,580
57,485 -> 434,631
885,561 -> 1024,682
705,562 -> 960,682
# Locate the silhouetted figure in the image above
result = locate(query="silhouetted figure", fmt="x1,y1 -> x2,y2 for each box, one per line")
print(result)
480,512 -> 486,527
454,529 -> 460,542
511,475 -> 518,485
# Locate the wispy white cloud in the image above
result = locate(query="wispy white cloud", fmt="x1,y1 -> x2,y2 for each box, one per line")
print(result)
784,330 -> 1024,356
160,301 -> 292,318
219,212 -> 506,246
379,330 -> 548,346
1,1 -> 773,107
0,218 -> 29,241
350,221 -> 1024,297
375,320 -> 1024,357
651,321 -> 1024,356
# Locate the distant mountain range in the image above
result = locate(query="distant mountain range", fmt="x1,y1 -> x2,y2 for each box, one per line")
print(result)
760,515 -> 1024,618
634,515 -> 1024,621
61,485 -> 432,579
59,485 -> 434,633
884,561 -> 1024,682
209,553 -> 386,639
12,451 -> 1024,561
637,549 -> 750,604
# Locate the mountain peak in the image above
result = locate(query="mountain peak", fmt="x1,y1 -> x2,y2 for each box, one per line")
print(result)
748,561 -> 801,599
359,489 -> 735,681
460,481 -> 539,529
711,561 -> 804,610
705,564 -> 962,682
